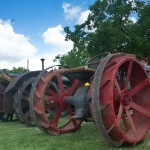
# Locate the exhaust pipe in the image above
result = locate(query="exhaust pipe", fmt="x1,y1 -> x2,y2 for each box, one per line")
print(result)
40,58 -> 45,71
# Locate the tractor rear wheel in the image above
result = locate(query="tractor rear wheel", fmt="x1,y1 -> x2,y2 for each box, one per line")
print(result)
92,53 -> 150,146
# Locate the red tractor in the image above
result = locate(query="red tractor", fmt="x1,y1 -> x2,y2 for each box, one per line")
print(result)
29,53 -> 150,146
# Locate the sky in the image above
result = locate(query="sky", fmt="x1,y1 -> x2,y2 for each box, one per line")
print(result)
0,0 -> 95,71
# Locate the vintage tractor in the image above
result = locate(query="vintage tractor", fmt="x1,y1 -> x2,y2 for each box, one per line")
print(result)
0,71 -> 18,121
0,70 -> 41,123
13,65 -> 69,127
0,65 -> 70,126
29,53 -> 150,147
0,52 -> 150,147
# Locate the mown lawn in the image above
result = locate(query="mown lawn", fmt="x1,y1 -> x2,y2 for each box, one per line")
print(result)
0,121 -> 149,150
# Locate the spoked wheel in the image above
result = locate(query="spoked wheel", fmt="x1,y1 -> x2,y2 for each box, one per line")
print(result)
0,77 -> 17,121
92,53 -> 150,146
14,78 -> 35,126
30,67 -> 94,135
0,78 -> 9,109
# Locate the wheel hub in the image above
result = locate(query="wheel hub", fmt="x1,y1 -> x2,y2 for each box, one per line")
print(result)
60,93 -> 70,108
121,90 -> 132,109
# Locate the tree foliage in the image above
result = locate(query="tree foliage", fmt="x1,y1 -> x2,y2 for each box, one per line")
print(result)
9,67 -> 27,74
55,49 -> 89,67
55,0 -> 150,67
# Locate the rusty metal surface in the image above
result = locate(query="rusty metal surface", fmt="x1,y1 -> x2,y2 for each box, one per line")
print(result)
0,78 -> 10,112
92,54 -> 118,146
59,67 -> 95,82
92,53 -> 150,146
14,78 -> 35,126
0,76 -> 18,121
30,66 -> 94,135
5,71 -> 41,93
4,71 -> 41,113
60,66 -> 95,73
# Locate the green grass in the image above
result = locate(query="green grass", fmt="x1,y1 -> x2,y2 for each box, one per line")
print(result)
0,121 -> 149,150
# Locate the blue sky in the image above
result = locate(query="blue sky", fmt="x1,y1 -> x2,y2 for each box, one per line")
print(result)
0,0 -> 95,70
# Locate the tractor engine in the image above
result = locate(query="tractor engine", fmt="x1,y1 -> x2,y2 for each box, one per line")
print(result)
65,86 -> 91,121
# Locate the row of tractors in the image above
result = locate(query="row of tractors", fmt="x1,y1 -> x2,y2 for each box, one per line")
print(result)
0,52 -> 150,147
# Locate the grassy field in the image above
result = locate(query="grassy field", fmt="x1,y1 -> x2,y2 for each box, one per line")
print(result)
0,121 -> 149,150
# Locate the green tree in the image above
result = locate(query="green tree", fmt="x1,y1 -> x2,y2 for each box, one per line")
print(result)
9,67 -> 27,74
129,3 -> 150,58
55,0 -> 150,67
55,48 -> 89,67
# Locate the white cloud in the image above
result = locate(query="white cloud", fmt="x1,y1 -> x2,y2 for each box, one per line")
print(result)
42,25 -> 73,54
129,16 -> 137,23
0,52 -> 58,71
62,2 -> 94,32
0,19 -> 37,63
0,19 -> 58,71
0,20 -> 74,71
62,2 -> 81,20
77,10 -> 91,25
62,2 -> 92,27
77,10 -> 96,33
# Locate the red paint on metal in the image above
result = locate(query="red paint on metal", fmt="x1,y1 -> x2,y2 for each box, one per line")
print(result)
32,68 -> 94,134
94,54 -> 150,145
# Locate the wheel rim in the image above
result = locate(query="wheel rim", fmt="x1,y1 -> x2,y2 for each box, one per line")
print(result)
30,68 -> 94,135
14,78 -> 35,126
0,77 -> 17,121
92,54 -> 150,146
0,78 -> 9,112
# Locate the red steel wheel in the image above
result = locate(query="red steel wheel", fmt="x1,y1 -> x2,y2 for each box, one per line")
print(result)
31,68 -> 94,135
92,53 -> 150,146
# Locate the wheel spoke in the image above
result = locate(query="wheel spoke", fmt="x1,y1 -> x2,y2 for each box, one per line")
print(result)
68,79 -> 79,96
129,78 -> 149,96
122,112 -> 129,131
24,110 -> 30,120
46,81 -> 58,95
56,73 -> 65,93
44,94 -> 60,103
131,101 -> 150,117
46,88 -> 57,95
124,61 -> 133,89
115,80 -> 121,96
125,109 -> 138,137
116,104 -> 123,125
52,107 -> 64,126
67,106 -> 77,126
